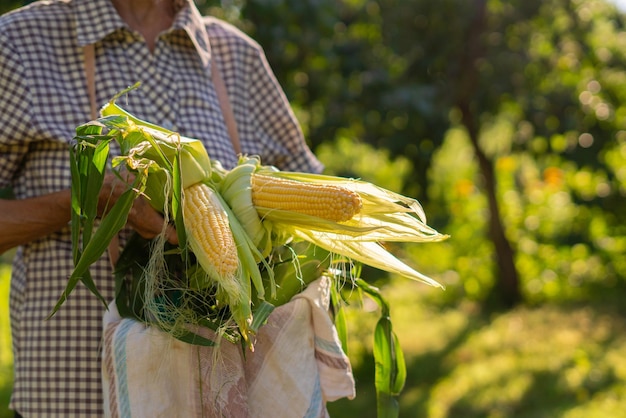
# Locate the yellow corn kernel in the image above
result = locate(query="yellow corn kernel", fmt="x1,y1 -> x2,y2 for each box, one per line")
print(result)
183,183 -> 240,296
251,174 -> 362,222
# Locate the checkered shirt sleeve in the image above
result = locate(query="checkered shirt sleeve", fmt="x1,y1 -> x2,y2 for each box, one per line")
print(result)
0,31 -> 32,189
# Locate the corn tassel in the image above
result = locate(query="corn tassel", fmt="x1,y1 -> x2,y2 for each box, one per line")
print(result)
251,173 -> 362,222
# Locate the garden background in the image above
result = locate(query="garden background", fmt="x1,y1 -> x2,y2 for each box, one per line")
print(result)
2,0 -> 626,416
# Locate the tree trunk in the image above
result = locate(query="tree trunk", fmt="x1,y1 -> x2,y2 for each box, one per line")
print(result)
461,106 -> 522,308
456,0 -> 522,308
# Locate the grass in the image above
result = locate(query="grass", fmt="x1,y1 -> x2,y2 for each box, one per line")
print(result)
2,270 -> 626,417
327,278 -> 626,418
1,265 -> 13,418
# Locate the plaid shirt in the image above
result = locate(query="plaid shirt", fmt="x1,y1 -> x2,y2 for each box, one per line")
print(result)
0,0 -> 322,416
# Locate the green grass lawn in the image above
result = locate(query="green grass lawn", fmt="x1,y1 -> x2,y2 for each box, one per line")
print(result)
2,270 -> 626,417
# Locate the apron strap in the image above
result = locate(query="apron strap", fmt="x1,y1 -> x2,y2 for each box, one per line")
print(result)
211,56 -> 242,155
83,43 -> 121,268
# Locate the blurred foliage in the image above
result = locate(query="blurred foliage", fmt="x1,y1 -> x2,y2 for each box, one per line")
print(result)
328,279 -> 626,417
0,2 -> 23,15
198,0 -> 626,308
0,266 -> 12,418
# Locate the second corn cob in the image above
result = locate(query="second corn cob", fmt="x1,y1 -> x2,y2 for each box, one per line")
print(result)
250,173 -> 362,222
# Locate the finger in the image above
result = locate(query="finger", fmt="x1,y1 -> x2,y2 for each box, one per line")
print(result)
127,197 -> 177,244
165,224 -> 179,245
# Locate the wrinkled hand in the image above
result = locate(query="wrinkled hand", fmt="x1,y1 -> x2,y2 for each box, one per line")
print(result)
99,171 -> 178,245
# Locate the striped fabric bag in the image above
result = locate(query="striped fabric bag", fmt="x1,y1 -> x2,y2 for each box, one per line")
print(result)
102,277 -> 356,418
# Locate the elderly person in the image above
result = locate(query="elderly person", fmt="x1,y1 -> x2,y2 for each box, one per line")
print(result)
0,1 -> 355,417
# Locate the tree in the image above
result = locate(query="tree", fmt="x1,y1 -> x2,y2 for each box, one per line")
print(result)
223,0 -> 626,308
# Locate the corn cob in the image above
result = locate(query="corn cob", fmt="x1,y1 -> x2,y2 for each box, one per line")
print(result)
250,173 -> 362,222
183,182 -> 240,298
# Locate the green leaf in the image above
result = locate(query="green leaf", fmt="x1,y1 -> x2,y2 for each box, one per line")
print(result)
355,278 -> 406,418
69,144 -> 82,267
48,176 -> 142,318
81,140 -> 110,243
260,242 -> 331,306
172,148 -> 187,251
373,317 -> 404,418
355,278 -> 389,316
374,317 -> 406,395
330,283 -> 349,355
113,233 -> 152,320
250,300 -> 275,333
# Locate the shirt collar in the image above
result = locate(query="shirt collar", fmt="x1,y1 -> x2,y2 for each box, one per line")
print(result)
74,0 -> 127,47
172,2 -> 212,69
73,0 -> 211,69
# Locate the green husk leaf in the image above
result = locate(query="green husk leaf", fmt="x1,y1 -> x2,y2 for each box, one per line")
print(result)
100,104 -> 211,190
356,278 -> 406,418
49,175 -> 143,318
260,242 -> 331,306
172,148 -> 187,251
101,87 -> 175,136
69,142 -> 83,267
214,190 -> 271,300
330,283 -> 349,355
291,229 -> 443,288
82,140 -> 110,241
220,159 -> 271,256
250,300 -> 275,333
113,233 -> 152,320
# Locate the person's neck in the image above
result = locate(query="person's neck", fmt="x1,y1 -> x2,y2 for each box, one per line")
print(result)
112,0 -> 177,52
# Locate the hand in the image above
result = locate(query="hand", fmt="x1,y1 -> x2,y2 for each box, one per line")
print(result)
99,171 -> 178,245
127,194 -> 178,245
